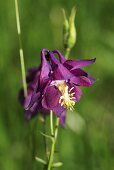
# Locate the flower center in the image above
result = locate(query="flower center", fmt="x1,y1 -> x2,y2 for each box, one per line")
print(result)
52,80 -> 76,110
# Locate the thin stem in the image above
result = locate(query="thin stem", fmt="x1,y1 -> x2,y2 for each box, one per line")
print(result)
64,47 -> 71,59
47,116 -> 59,170
50,110 -> 54,136
14,0 -> 27,97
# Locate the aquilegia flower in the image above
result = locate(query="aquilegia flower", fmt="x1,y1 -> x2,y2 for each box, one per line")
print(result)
19,49 -> 95,126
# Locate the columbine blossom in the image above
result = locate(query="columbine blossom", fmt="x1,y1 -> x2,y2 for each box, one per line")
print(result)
19,49 -> 95,126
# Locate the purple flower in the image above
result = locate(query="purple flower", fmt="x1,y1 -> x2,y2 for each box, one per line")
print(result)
19,49 -> 96,126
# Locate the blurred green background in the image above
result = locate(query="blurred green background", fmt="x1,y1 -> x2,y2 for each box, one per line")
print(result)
0,0 -> 114,170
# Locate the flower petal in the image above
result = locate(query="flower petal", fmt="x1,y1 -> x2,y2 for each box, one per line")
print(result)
52,50 -> 66,63
52,105 -> 66,117
88,74 -> 96,84
59,110 -> 66,127
68,84 -> 82,102
70,68 -> 88,77
24,80 -> 40,109
70,76 -> 93,86
40,49 -> 50,85
64,58 -> 96,70
49,51 -> 59,68
42,86 -> 60,110
52,64 -> 73,80
26,67 -> 40,83
70,68 -> 96,84
25,102 -> 38,120
74,86 -> 82,101
42,85 -> 66,118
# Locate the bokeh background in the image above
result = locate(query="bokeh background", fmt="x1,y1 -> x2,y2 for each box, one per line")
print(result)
0,0 -> 114,170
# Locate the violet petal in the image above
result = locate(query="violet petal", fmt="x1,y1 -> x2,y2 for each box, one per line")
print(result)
25,102 -> 38,120
52,50 -> 66,63
70,76 -> 93,86
40,49 -> 50,85
52,64 -> 73,80
59,110 -> 66,127
70,68 -> 88,77
64,58 -> 96,70
68,84 -> 82,102
42,85 -> 60,110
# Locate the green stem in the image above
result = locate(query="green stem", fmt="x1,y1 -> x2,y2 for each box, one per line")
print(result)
14,0 -> 27,97
50,110 -> 54,136
64,48 -> 71,59
47,113 -> 59,170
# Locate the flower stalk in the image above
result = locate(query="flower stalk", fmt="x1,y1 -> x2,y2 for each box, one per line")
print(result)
14,0 -> 27,97
64,47 -> 70,59
47,112 -> 59,170
50,110 -> 54,136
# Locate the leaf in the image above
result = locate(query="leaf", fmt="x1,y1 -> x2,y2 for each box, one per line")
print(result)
52,162 -> 63,168
40,131 -> 53,141
35,157 -> 47,165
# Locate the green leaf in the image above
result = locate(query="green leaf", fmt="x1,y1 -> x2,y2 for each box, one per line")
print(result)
52,162 -> 63,168
35,157 -> 47,165
40,131 -> 53,141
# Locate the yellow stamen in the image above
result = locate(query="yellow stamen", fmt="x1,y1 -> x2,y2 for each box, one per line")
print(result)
55,81 -> 76,110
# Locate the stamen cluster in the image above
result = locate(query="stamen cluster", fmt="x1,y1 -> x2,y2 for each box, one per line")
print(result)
56,81 -> 76,110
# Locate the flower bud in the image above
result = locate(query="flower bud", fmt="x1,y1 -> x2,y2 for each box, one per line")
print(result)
68,7 -> 76,49
62,9 -> 69,49
62,7 -> 76,50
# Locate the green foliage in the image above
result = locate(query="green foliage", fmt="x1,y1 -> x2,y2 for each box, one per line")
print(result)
0,0 -> 114,170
